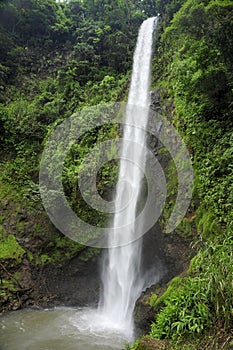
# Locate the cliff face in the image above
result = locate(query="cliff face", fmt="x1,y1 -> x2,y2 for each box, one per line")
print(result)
130,1 -> 233,348
0,184 -> 101,312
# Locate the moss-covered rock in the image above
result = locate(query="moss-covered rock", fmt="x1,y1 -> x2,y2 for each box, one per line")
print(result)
0,229 -> 25,262
0,175 -> 102,312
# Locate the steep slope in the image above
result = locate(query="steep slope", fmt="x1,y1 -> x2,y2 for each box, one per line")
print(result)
129,0 -> 233,349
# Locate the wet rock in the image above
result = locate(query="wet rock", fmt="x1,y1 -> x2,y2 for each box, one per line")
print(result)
150,89 -> 161,112
134,227 -> 191,337
134,291 -> 156,336
31,252 -> 101,308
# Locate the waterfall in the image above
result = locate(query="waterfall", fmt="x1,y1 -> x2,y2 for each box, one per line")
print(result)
100,17 -> 158,335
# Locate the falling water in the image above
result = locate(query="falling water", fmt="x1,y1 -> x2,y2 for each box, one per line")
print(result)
100,17 -> 158,335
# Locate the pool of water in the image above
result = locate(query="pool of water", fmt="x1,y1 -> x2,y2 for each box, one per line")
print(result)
0,307 -> 132,350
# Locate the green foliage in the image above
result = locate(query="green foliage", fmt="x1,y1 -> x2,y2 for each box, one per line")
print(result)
125,339 -> 140,350
0,279 -> 19,296
194,128 -> 233,226
152,0 -> 233,228
148,1 -> 233,345
150,235 -> 233,340
161,0 -> 233,122
149,293 -> 158,307
38,235 -> 85,265
150,277 -> 182,309
189,235 -> 233,330
78,247 -> 100,262
150,276 -> 212,339
0,228 -> 25,262
195,207 -> 220,239
0,0 -> 141,92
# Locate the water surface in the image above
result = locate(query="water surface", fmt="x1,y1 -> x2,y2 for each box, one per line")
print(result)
0,307 -> 132,350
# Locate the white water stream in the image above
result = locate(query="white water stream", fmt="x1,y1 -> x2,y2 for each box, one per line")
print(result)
100,17 -> 158,335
